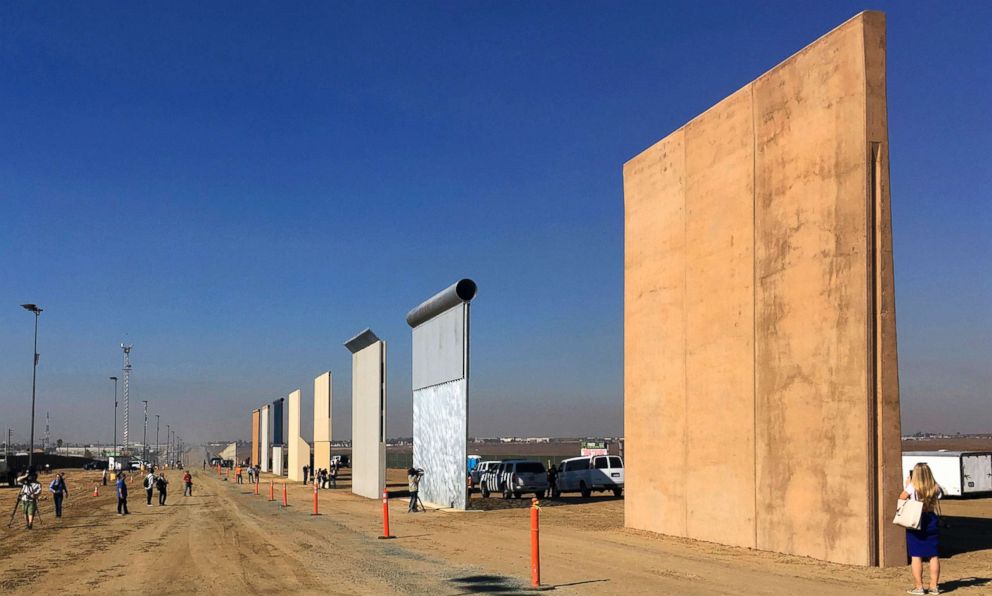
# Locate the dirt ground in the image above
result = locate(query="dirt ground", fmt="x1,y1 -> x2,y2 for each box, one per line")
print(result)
0,466 -> 989,595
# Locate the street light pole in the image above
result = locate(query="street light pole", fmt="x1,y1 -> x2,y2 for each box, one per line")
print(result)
20,304 -> 42,470
166,424 -> 170,466
110,377 -> 118,461
155,415 -> 160,465
142,400 -> 148,464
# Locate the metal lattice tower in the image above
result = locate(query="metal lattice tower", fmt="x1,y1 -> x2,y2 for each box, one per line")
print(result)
121,344 -> 133,456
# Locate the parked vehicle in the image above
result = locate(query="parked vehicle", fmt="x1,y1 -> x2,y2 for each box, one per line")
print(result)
471,460 -> 501,487
902,451 -> 992,496
331,455 -> 350,467
556,455 -> 624,498
483,460 -> 548,499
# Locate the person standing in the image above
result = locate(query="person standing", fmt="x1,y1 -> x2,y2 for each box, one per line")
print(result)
116,472 -> 130,515
18,471 -> 42,529
901,463 -> 944,595
144,470 -> 156,506
101,467 -> 108,486
235,465 -> 243,484
183,470 -> 193,496
49,472 -> 70,518
156,472 -> 169,505
407,468 -> 423,513
329,465 -> 337,489
302,464 -> 309,486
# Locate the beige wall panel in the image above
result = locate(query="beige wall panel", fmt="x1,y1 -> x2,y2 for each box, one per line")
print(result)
287,389 -> 310,482
251,409 -> 260,467
753,16 -> 871,565
623,129 -> 686,537
683,87 -> 756,548
623,12 -> 901,566
352,341 -> 386,499
314,372 -> 332,472
863,12 -> 905,566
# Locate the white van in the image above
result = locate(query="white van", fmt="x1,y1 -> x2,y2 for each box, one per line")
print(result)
556,455 -> 624,497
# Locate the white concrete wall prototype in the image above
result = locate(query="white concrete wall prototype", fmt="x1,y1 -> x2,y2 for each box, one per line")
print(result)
406,280 -> 475,511
287,390 -> 310,482
260,404 -> 270,472
346,329 -> 386,500
272,445 -> 284,476
313,372 -> 332,473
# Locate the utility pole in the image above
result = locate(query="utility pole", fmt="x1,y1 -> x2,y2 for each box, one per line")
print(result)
166,424 -> 170,466
44,412 -> 50,453
121,344 -> 133,457
142,400 -> 148,464
155,415 -> 160,465
20,304 -> 42,469
109,377 -> 118,460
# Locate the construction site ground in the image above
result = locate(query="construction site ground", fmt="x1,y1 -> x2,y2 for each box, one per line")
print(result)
0,467 -> 989,595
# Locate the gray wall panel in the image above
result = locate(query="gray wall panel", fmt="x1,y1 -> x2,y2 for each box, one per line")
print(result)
412,304 -> 466,390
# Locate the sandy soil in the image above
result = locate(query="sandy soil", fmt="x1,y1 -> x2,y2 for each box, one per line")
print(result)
0,467 -> 989,595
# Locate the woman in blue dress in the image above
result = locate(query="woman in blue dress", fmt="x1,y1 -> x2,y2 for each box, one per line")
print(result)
900,462 -> 943,595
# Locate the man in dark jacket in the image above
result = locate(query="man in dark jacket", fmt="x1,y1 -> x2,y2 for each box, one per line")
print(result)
156,473 -> 169,505
116,472 -> 129,515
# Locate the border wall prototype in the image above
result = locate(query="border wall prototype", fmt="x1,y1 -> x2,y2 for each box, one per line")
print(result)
407,280 -> 476,510
623,12 -> 902,566
345,329 -> 387,499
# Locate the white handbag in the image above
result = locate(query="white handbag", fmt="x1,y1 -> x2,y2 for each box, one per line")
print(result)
893,498 -> 923,530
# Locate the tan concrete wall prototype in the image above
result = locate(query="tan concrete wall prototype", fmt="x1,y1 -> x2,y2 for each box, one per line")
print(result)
351,341 -> 386,499
250,409 -> 260,466
287,390 -> 310,482
313,372 -> 332,472
623,11 -> 902,566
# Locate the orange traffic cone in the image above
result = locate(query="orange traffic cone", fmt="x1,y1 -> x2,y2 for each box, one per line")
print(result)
93,484 -> 99,497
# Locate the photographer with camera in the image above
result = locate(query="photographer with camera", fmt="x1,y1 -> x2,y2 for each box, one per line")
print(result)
407,467 -> 424,513
16,469 -> 42,529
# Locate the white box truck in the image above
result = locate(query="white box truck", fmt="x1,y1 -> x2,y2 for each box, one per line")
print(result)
902,451 -> 992,497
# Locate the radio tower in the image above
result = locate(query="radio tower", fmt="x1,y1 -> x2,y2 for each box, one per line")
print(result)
121,344 -> 133,456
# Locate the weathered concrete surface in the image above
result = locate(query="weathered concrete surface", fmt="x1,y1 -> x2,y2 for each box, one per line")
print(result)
623,11 -> 902,566
313,372 -> 332,473
250,409 -> 260,467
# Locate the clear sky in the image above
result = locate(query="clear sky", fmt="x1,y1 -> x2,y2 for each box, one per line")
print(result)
1,2 -> 989,445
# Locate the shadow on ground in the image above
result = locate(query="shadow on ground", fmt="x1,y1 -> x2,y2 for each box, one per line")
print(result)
447,574 -> 525,594
940,515 -> 992,558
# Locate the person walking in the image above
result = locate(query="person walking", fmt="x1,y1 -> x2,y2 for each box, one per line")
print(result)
183,470 -> 193,496
156,472 -> 169,505
407,468 -> 423,513
901,462 -> 944,595
116,472 -> 130,515
18,471 -> 42,529
144,470 -> 156,506
49,472 -> 69,518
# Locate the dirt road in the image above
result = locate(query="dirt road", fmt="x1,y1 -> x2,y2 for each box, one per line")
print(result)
0,468 -> 989,595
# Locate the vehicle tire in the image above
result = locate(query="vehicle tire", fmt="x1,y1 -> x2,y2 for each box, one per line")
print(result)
481,483 -> 490,498
613,487 -> 623,497
514,491 -> 522,499
536,491 -> 545,499
579,481 -> 591,499
502,487 -> 512,500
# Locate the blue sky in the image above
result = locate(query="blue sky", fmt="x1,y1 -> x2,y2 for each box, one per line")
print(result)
1,2 -> 989,444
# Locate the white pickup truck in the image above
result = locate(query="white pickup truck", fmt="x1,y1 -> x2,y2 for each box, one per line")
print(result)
556,455 -> 624,498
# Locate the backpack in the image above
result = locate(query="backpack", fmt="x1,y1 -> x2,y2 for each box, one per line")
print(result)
144,476 -> 152,489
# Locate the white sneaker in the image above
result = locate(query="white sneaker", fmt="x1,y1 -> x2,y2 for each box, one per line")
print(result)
907,589 -> 925,595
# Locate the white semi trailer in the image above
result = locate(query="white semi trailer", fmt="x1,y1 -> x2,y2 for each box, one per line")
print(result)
902,451 -> 992,497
